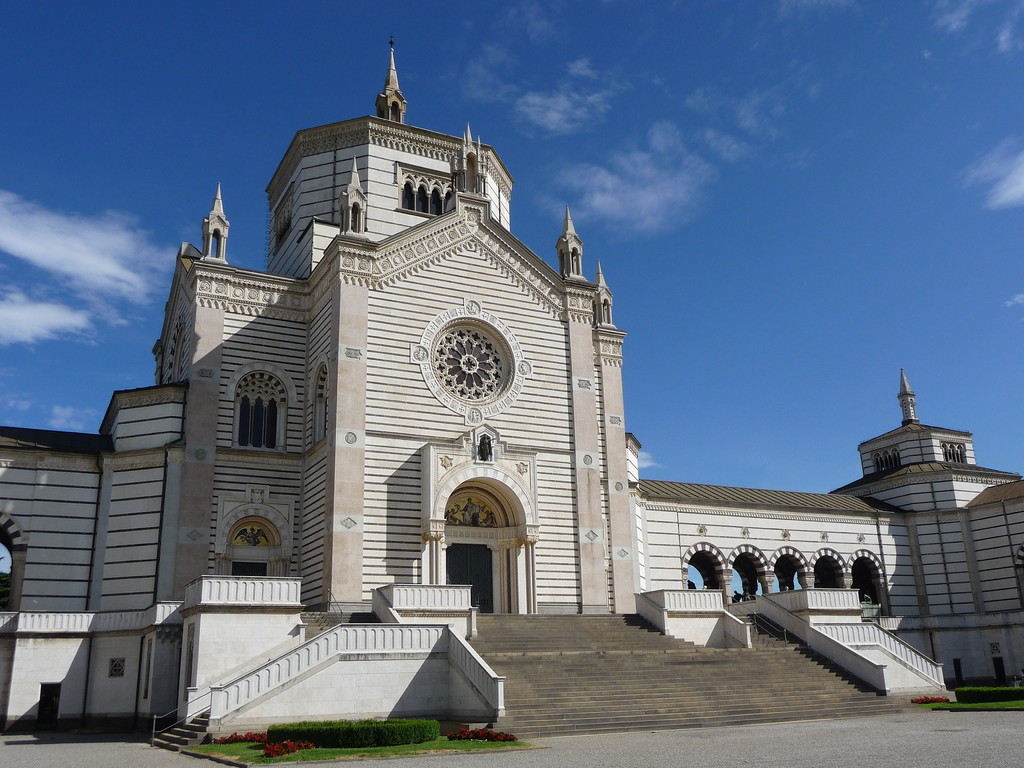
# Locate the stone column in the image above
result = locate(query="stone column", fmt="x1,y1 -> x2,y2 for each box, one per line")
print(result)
324,275 -> 369,609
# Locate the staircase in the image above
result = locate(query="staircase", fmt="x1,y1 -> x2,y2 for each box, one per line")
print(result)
300,609 -> 378,635
152,711 -> 210,751
471,614 -> 909,738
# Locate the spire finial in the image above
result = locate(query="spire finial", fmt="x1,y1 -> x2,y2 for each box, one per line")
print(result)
898,368 -> 919,425
595,259 -> 606,286
376,41 -> 406,122
562,204 -> 577,236
202,183 -> 229,261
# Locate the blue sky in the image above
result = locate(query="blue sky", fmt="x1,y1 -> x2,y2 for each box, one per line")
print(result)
1,0 -> 1023,496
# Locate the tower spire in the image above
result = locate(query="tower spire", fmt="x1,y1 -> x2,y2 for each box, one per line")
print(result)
375,40 -> 407,123
556,204 -> 584,279
898,368 -> 919,426
202,183 -> 229,261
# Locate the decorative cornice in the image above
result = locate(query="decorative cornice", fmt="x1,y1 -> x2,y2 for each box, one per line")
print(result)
194,268 -> 308,322
641,503 -> 890,526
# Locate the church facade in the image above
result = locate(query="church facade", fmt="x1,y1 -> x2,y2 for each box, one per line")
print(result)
2,50 -> 1024,731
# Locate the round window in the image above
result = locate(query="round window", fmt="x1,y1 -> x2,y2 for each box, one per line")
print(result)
432,325 -> 509,403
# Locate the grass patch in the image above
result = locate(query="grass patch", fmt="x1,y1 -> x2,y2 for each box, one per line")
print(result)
923,700 -> 1024,710
190,737 -> 531,763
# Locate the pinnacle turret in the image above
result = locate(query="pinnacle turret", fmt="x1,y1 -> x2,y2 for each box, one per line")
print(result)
202,183 -> 229,261
898,368 -> 919,425
375,40 -> 407,123
556,205 -> 584,279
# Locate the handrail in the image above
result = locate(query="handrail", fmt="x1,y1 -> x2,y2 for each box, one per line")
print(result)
151,688 -> 211,743
817,623 -> 943,685
750,613 -> 799,645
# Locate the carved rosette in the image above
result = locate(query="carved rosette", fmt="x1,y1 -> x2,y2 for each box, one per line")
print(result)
411,299 -> 532,425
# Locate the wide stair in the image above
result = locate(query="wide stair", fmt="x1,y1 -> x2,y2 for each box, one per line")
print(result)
300,609 -> 378,635
471,614 -> 909,739
152,711 -> 210,751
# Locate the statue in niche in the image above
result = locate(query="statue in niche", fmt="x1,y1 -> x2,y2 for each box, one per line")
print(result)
234,526 -> 269,546
478,434 -> 493,461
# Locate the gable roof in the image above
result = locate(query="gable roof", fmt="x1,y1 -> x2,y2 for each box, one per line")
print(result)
638,479 -> 898,514
831,461 -> 1020,494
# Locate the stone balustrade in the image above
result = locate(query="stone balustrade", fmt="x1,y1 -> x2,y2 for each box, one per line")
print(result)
379,584 -> 473,611
3,603 -> 182,634
183,576 -> 302,609
817,622 -> 943,686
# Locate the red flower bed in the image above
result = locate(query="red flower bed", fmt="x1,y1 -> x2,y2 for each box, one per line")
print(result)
911,696 -> 951,704
262,739 -> 315,758
213,731 -> 267,744
447,727 -> 518,742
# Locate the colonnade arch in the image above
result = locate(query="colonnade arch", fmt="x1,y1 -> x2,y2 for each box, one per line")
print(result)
680,541 -> 886,605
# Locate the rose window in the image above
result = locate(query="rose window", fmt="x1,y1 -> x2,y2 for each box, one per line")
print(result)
433,326 -> 506,402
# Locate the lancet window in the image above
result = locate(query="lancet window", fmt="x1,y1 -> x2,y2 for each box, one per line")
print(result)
236,371 -> 287,450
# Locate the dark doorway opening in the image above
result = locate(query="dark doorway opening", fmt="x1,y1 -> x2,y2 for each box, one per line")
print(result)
447,543 -> 493,613
231,561 -> 268,576
37,683 -> 61,729
993,656 -> 1006,684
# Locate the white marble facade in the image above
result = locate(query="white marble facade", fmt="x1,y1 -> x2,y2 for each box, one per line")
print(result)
2,49 -> 1024,730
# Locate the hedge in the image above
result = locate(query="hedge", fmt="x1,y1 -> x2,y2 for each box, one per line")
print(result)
266,719 -> 440,748
954,686 -> 1024,703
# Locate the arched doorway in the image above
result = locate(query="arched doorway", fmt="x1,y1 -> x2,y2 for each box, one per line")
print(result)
225,516 -> 285,576
851,555 -> 883,605
685,547 -> 726,590
441,483 -> 534,614
0,513 -> 26,611
812,551 -> 846,588
773,552 -> 807,591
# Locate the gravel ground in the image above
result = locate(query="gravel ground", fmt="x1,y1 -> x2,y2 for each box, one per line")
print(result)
1,710 -> 1015,768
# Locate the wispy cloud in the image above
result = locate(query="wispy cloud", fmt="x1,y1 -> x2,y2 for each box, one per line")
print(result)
505,1 -> 554,43
560,121 -> 715,234
779,0 -> 857,14
686,86 -> 787,141
701,129 -> 752,163
0,291 -> 91,345
464,50 -> 621,136
638,451 -> 660,469
932,0 -> 1024,53
1006,293 -> 1024,306
965,136 -> 1024,208
0,190 -> 169,344
47,405 -> 98,432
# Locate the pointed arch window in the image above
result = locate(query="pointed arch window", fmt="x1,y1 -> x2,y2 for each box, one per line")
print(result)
314,364 -> 329,443
402,182 -> 415,210
942,442 -> 966,463
416,185 -> 428,213
872,448 -> 901,472
235,371 -> 287,450
429,188 -> 442,215
351,203 -> 363,234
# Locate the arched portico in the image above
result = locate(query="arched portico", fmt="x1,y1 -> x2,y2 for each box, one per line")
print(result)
0,512 -> 26,611
424,470 -> 538,614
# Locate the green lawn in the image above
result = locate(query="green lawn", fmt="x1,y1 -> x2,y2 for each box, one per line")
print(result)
924,700 -> 1024,710
189,737 -> 532,763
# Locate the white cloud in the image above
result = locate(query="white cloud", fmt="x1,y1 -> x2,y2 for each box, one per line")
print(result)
0,291 -> 91,345
464,50 -> 620,136
702,129 -> 752,163
0,190 -> 166,304
965,137 -> 1024,208
1005,293 -> 1024,306
779,0 -> 857,14
516,88 -> 616,136
932,0 -> 1024,53
505,1 -> 554,43
4,397 -> 33,411
47,405 -> 98,432
638,451 -> 660,469
567,58 -> 598,79
686,87 -> 786,141
560,121 -> 716,234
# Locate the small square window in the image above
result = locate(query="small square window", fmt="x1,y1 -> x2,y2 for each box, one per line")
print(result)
109,657 -> 126,678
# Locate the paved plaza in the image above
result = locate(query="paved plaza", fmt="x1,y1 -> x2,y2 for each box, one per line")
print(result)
0,710 -> 1016,768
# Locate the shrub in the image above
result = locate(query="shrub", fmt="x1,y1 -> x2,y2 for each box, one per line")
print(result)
954,686 -> 1024,703
267,719 -> 440,748
447,727 -> 518,742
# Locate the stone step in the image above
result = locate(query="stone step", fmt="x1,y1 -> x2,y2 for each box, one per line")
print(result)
152,712 -> 211,752
470,613 -> 903,737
